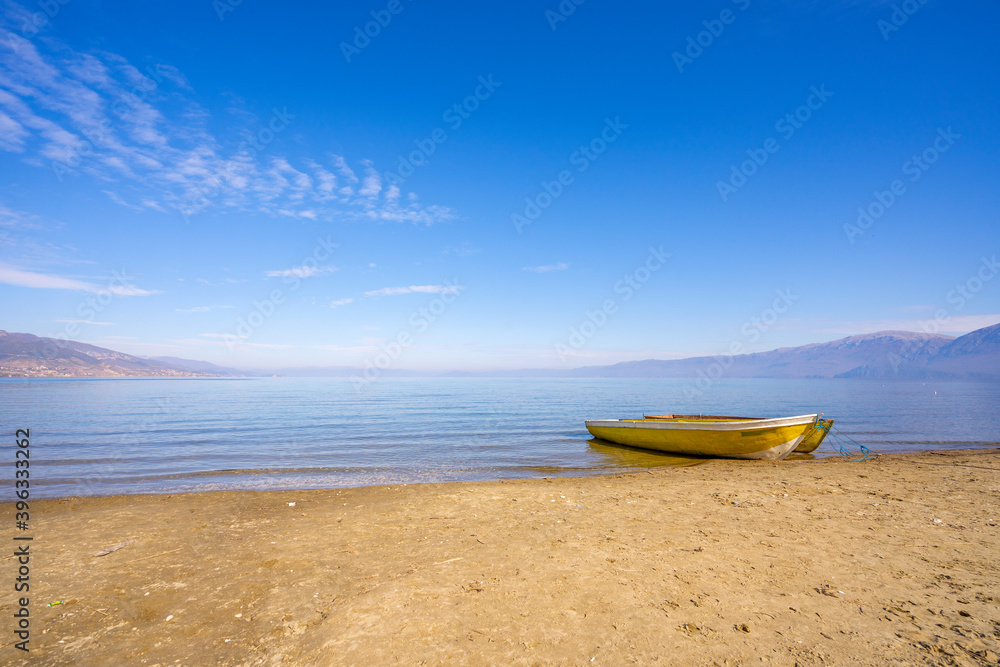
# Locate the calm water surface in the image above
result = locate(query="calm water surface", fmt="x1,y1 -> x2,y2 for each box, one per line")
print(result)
3,377 -> 998,498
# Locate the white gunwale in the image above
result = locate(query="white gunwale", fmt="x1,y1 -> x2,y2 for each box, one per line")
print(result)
584,414 -> 819,431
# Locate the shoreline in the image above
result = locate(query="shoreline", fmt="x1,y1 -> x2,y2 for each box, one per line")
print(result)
4,448 -> 998,665
24,443 -> 1000,503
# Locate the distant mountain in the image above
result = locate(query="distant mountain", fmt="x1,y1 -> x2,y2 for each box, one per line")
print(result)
146,356 -> 254,376
563,328 -> 999,380
2,323 -> 998,379
559,330 -> 952,379
0,331 -> 221,378
923,323 -> 1000,379
448,327 -> 998,380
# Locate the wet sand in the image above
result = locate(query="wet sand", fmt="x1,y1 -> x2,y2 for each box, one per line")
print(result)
3,448 -> 999,666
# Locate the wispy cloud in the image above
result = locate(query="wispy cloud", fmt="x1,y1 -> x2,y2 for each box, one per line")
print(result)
175,304 -> 234,313
329,298 -> 353,307
358,160 -> 382,197
0,204 -> 43,230
55,318 -> 114,325
109,284 -> 160,296
523,263 -> 570,273
0,264 -> 96,291
0,18 -> 454,225
0,263 -> 158,294
0,200 -> 89,269
0,264 -> 145,296
265,265 -> 337,279
196,277 -> 244,286
364,284 -> 462,297
191,334 -> 293,350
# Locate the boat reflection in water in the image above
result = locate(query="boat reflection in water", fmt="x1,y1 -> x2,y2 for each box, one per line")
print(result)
588,438 -> 819,469
586,438 -> 707,469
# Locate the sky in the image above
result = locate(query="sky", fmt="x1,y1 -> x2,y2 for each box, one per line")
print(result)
1,0 -> 998,371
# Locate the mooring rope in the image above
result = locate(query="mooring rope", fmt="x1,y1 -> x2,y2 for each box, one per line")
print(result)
815,420 -> 875,461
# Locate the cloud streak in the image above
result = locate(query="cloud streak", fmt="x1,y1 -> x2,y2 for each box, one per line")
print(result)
0,264 -> 96,291
0,13 -> 454,225
0,263 -> 158,294
364,284 -> 462,297
523,263 -> 570,273
55,318 -> 114,325
175,305 -> 234,313
196,277 -> 244,286
265,265 -> 337,279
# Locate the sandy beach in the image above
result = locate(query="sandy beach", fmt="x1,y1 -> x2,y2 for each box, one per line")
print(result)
4,448 -> 999,666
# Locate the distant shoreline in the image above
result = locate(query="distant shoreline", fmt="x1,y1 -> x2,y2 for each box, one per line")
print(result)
3,324 -> 999,379
3,374 -> 1000,382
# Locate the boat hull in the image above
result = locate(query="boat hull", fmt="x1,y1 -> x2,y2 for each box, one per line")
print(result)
794,419 -> 834,453
585,414 -> 819,461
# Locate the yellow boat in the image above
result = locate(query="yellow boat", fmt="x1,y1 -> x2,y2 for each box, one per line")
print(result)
794,418 -> 833,453
585,413 -> 822,461
643,414 -> 835,454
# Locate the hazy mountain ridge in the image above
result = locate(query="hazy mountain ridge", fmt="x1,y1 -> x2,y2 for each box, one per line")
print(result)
552,331 -> 957,379
922,323 -> 1000,378
1,324 -> 998,379
145,356 -> 258,376
0,331 -> 221,378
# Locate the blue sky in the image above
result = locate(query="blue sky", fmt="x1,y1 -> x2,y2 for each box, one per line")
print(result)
1,0 -> 998,370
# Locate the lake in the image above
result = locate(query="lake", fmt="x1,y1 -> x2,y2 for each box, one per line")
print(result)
3,377 -> 998,499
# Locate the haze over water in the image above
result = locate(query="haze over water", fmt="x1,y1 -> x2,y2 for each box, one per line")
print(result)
5,377 -> 998,499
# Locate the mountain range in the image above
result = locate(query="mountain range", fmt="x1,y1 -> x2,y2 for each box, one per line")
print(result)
1,324 -> 998,380
0,331 -> 248,378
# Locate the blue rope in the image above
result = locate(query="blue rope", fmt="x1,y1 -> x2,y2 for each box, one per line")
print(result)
819,421 -> 873,461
